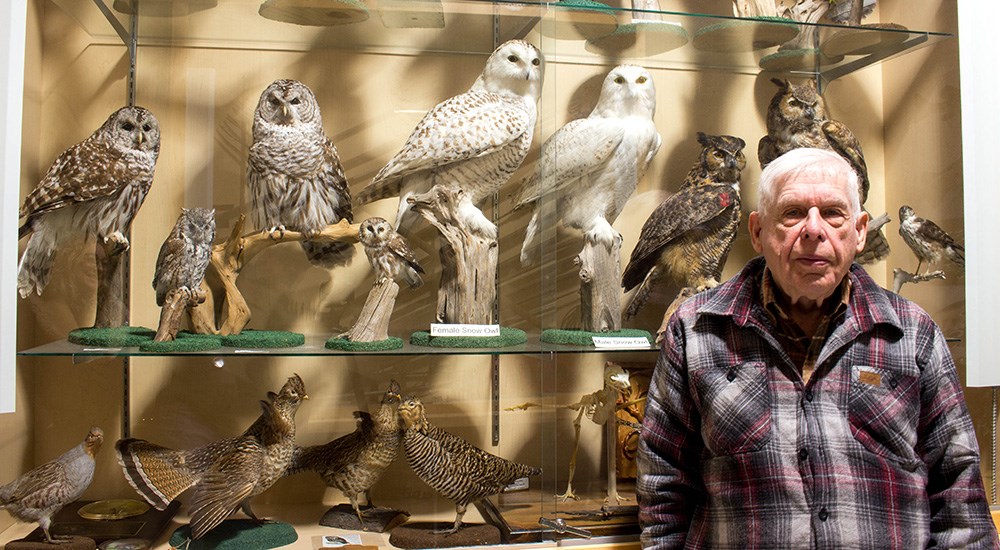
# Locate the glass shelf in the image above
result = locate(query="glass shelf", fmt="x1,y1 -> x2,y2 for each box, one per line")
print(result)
55,0 -> 951,78
17,334 -> 658,358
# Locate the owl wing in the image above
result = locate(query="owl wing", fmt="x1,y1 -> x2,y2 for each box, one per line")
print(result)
359,91 -> 531,202
622,184 -> 738,291
821,120 -> 869,203
324,139 -> 353,223
152,235 -> 188,307
757,135 -> 780,169
20,140 -> 136,219
512,118 -> 624,208
388,232 -> 425,274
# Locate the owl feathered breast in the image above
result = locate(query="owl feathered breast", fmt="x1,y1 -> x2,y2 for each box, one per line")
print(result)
152,208 -> 216,307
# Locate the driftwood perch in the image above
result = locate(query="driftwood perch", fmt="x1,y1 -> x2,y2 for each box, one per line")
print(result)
188,215 -> 360,335
94,237 -> 130,328
892,268 -> 946,294
732,0 -> 781,17
408,184 -> 497,324
340,279 -> 400,342
577,233 -> 623,332
154,287 -> 207,342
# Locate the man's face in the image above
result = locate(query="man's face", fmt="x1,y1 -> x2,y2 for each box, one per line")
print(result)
749,170 -> 868,306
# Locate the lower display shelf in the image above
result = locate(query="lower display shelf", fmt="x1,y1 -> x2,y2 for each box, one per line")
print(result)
0,500 -> 641,549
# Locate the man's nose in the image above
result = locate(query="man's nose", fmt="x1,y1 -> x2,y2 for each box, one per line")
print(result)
800,207 -> 826,242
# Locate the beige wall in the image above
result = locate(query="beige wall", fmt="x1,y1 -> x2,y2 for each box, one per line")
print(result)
7,0 -> 982,538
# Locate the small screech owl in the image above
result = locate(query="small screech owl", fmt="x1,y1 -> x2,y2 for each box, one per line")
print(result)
359,217 -> 425,289
248,79 -> 354,267
622,133 -> 746,319
357,40 -> 544,239
17,106 -> 161,298
152,207 -> 217,307
513,64 -> 661,266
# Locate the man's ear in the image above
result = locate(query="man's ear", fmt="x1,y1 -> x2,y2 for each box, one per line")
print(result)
854,210 -> 869,254
749,211 -> 764,253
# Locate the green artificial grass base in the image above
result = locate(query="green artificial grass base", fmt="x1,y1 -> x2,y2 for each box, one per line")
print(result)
138,332 -> 223,353
325,336 -> 404,352
540,328 -> 653,346
410,327 -> 527,348
221,330 -> 305,349
169,519 -> 297,550
68,326 -> 156,347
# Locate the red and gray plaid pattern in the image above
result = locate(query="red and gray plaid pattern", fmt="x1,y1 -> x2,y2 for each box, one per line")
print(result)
638,257 -> 998,549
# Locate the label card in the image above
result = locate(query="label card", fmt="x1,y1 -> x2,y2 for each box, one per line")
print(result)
430,324 -> 501,337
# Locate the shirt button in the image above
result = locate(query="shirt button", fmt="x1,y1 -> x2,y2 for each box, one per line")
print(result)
805,389 -> 814,402
798,448 -> 808,461
818,508 -> 829,521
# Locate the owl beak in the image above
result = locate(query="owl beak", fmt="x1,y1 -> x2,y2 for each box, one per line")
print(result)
805,106 -> 815,119
137,131 -> 145,147
281,105 -> 290,119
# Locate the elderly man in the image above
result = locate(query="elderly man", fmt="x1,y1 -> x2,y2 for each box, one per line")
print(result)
637,147 -> 997,549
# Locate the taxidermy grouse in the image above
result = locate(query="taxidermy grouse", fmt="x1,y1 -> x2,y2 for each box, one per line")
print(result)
398,396 -> 541,535
286,380 -> 403,523
116,374 -> 308,539
0,427 -> 103,544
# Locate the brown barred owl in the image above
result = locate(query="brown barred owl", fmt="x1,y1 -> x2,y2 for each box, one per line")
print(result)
17,106 -> 160,298
623,133 -> 745,319
248,79 -> 354,267
152,208 -> 216,307
758,78 -> 890,263
359,217 -> 424,289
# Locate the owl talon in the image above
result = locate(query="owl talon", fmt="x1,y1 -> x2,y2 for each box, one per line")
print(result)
102,231 -> 130,252
265,226 -> 286,240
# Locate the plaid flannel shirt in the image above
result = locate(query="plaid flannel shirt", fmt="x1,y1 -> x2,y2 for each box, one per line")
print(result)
638,257 -> 997,549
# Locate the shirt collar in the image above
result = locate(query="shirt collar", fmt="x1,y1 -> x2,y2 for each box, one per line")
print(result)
760,267 -> 851,324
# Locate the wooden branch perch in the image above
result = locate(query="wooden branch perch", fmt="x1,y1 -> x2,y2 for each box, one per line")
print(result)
408,184 -> 497,324
190,215 -> 360,335
154,287 -> 207,342
892,268 -> 946,294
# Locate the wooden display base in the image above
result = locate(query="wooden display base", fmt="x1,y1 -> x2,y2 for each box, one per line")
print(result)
257,0 -> 370,26
691,18 -> 799,52
759,47 -> 844,71
169,520 -> 296,550
536,0 -> 619,41
821,23 -> 909,57
377,0 -> 445,28
318,504 -> 409,532
389,522 -> 500,549
13,501 -> 178,547
586,20 -> 688,56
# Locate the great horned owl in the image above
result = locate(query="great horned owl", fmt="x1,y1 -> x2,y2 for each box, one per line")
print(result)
359,217 -> 425,289
622,132 -> 746,320
759,78 -> 890,263
248,79 -> 354,267
513,64 -> 661,266
152,208 -> 216,307
898,205 -> 964,275
357,40 -> 544,239
17,106 -> 160,298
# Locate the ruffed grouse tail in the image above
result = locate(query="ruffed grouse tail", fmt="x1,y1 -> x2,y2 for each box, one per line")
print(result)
116,438 -> 199,510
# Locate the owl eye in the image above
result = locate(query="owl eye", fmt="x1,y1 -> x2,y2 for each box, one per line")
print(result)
121,122 -> 135,132
142,124 -> 152,132
290,97 -> 301,105
268,97 -> 281,107
614,76 -> 626,84
531,58 -> 540,66
636,76 -> 647,84
507,55 -> 519,63
713,150 -> 724,159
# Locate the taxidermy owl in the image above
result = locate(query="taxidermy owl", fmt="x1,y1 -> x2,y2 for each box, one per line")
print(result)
622,133 -> 746,319
759,77 -> 890,263
513,64 -> 660,266
359,217 -> 425,289
357,40 -> 544,239
898,205 -> 964,275
152,208 -> 216,307
248,79 -> 354,267
17,106 -> 160,298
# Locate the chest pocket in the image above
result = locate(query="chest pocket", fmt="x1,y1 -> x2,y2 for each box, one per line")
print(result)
691,361 -> 771,455
847,365 -> 921,467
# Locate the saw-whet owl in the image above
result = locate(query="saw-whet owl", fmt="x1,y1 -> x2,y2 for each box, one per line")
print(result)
248,79 -> 354,267
758,77 -> 890,263
513,64 -> 660,266
898,205 -> 964,275
152,207 -> 217,307
622,133 -> 746,319
359,217 -> 425,289
357,40 -> 544,239
17,106 -> 160,298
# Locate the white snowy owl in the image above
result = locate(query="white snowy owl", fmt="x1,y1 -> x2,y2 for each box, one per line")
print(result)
356,40 -> 544,239
513,64 -> 661,266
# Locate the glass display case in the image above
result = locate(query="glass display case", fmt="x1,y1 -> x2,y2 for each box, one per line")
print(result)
5,0 -> 964,548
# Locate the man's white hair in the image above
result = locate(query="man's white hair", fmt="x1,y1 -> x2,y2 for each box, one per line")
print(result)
757,148 -> 862,216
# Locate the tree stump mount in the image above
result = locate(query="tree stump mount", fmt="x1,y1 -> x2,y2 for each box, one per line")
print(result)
576,231 -> 623,333
340,278 -> 400,342
94,237 -> 130,328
